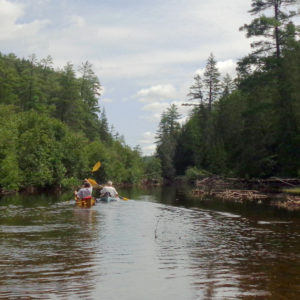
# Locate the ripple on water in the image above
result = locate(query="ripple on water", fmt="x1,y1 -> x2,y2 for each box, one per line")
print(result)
1,197 -> 300,299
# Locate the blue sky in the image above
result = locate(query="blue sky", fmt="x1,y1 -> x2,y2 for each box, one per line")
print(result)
0,0 -> 264,154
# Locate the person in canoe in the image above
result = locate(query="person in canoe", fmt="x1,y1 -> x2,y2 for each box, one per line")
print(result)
100,180 -> 118,198
75,179 -> 93,200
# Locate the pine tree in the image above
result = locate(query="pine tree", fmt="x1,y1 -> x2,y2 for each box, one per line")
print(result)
239,0 -> 299,73
221,74 -> 236,97
99,108 -> 112,143
203,53 -> 220,111
156,104 -> 181,180
56,63 -> 80,126
186,74 -> 203,105
78,61 -> 101,113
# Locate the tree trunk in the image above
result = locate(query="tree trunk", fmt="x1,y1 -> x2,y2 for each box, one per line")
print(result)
274,1 -> 281,58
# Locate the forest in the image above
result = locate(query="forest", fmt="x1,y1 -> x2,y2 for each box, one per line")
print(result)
0,54 -> 161,192
1,0 -> 299,193
156,0 -> 300,181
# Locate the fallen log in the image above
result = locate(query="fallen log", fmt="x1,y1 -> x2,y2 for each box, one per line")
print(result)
192,188 -> 269,202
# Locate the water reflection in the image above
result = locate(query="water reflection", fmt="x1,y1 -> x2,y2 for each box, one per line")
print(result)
153,205 -> 300,299
1,188 -> 300,299
0,197 -> 101,299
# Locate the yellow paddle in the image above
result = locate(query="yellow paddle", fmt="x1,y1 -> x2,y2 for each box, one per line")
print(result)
87,178 -> 98,186
87,162 -> 101,186
92,161 -> 101,172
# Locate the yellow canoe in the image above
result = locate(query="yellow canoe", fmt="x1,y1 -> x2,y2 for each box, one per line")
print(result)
75,196 -> 96,207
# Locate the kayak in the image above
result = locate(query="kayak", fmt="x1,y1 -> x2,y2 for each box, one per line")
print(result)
97,197 -> 119,203
75,196 -> 96,207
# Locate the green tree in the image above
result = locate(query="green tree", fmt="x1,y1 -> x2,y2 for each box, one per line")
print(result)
174,110 -> 201,175
0,53 -> 19,105
156,104 -> 181,180
78,61 -> 101,112
203,53 -> 221,111
142,156 -> 162,182
56,63 -> 81,127
187,73 -> 203,105
99,108 -> 112,143
18,54 -> 46,111
0,105 -> 22,190
221,73 -> 236,97
17,111 -> 68,187
239,0 -> 299,73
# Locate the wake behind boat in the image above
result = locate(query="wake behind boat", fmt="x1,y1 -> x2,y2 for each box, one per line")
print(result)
97,196 -> 119,203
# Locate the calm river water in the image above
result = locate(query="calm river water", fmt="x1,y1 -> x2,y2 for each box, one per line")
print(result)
0,186 -> 300,299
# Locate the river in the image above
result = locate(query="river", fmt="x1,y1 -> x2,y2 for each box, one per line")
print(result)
0,186 -> 300,299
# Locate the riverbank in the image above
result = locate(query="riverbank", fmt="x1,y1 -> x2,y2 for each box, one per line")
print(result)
191,177 -> 300,210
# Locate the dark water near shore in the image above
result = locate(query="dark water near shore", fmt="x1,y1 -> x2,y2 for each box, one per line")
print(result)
0,186 -> 300,299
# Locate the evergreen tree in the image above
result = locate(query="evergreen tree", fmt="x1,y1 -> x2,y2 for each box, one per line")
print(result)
18,54 -> 44,111
56,62 -> 80,126
99,108 -> 112,143
203,53 -> 221,111
156,104 -> 181,180
186,73 -> 203,105
0,52 -> 147,191
78,61 -> 101,113
221,74 -> 236,97
0,53 -> 19,105
238,0 -> 299,73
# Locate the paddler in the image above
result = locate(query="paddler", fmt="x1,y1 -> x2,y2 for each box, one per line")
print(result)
100,180 -> 118,198
75,178 -> 93,200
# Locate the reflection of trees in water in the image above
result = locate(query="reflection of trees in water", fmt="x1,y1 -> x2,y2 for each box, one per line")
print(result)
0,205 -> 101,299
188,214 -> 300,298
232,220 -> 300,299
153,204 -> 300,299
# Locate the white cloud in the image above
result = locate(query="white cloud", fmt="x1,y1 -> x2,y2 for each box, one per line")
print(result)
136,84 -> 177,102
195,59 -> 237,78
101,98 -> 113,103
139,97 -> 192,126
138,131 -> 156,145
0,0 -> 48,41
96,26 -> 152,44
138,131 -> 157,156
142,144 -> 156,156
139,113 -> 162,122
217,59 -> 237,77
142,101 -> 169,113
68,15 -> 85,28
0,0 -> 23,27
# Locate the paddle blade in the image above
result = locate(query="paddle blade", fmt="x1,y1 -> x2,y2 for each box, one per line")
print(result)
87,178 -> 98,186
92,161 -> 101,172
120,196 -> 128,201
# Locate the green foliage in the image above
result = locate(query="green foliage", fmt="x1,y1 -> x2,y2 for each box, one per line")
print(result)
60,177 -> 80,190
185,167 -> 211,183
203,53 -> 221,110
0,105 -> 23,190
17,111 -> 71,187
156,104 -> 181,180
156,5 -> 300,180
0,52 -> 146,191
238,0 -> 299,72
142,156 -> 162,181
